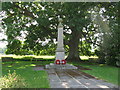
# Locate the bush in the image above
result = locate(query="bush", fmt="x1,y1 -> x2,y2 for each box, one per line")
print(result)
14,56 -> 35,61
2,57 -> 13,62
115,54 -> 120,67
0,71 -> 27,88
89,58 -> 98,63
22,56 -> 34,59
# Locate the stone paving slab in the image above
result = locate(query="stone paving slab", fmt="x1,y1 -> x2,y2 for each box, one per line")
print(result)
72,70 -> 118,88
46,69 -> 64,88
74,77 -> 100,88
91,79 -> 118,88
68,70 -> 110,88
46,69 -> 119,89
55,70 -> 87,88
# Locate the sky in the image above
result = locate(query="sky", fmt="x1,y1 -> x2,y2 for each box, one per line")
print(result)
0,30 -> 7,48
0,11 -> 7,48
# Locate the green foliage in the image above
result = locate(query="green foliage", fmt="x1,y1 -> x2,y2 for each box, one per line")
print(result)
39,44 -> 56,55
2,2 -> 95,56
21,56 -> 34,61
13,56 -> 54,62
0,71 -> 27,88
2,2 -> 119,64
2,57 -> 13,62
94,3 -> 119,66
6,39 -> 21,55
79,41 -> 93,56
2,61 -> 50,88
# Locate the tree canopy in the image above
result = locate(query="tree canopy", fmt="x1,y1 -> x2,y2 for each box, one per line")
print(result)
1,2 -> 119,65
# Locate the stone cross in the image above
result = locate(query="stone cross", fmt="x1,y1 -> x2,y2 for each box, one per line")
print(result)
55,18 -> 65,64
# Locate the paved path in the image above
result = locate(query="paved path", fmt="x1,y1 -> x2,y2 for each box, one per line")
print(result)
46,69 -> 118,88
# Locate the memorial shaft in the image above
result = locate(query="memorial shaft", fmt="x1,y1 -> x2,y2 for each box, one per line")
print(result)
55,19 -> 65,62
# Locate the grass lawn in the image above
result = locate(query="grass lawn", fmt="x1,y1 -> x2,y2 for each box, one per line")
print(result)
0,55 -> 55,59
69,62 -> 119,85
1,55 -> 119,87
2,61 -> 50,88
0,55 -> 98,60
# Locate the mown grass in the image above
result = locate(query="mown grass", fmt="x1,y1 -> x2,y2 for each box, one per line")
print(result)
2,61 -> 50,88
1,55 -> 119,86
0,55 -> 55,59
0,55 -> 98,60
69,61 -> 119,85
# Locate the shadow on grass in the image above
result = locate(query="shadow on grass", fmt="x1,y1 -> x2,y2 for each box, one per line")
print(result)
2,61 -> 51,88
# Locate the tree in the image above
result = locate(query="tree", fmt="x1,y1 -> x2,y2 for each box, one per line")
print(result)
59,3 -> 95,61
2,2 -> 119,64
2,2 -> 95,60
93,2 -> 119,65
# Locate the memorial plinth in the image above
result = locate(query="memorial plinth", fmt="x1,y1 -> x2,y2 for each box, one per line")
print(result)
45,18 -> 78,69
46,63 -> 78,69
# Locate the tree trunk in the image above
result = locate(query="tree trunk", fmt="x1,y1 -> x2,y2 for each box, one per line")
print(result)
66,30 -> 81,62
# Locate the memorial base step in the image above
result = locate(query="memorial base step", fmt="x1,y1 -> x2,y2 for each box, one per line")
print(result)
45,63 -> 78,69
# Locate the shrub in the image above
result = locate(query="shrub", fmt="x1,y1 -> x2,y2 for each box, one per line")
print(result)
22,56 -> 34,61
105,55 -> 117,66
0,71 -> 27,88
2,57 -> 13,62
115,54 -> 120,67
89,58 -> 98,63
